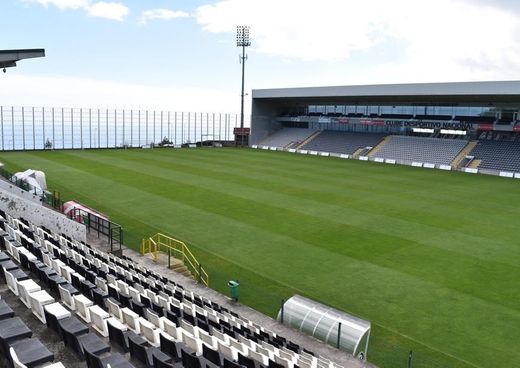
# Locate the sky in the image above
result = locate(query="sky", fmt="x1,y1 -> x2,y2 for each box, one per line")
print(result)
1,0 -> 520,113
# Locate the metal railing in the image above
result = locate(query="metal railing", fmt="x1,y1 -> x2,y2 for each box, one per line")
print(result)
141,233 -> 209,286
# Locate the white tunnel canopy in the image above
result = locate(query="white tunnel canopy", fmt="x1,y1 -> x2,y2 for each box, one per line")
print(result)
277,295 -> 371,359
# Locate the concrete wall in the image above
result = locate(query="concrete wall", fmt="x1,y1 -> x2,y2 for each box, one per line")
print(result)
251,99 -> 284,145
0,180 -> 43,205
0,188 -> 86,242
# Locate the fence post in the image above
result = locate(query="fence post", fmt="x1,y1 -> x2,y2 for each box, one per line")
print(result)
280,299 -> 285,324
408,350 -> 413,368
198,263 -> 202,284
336,322 -> 342,348
168,248 -> 171,269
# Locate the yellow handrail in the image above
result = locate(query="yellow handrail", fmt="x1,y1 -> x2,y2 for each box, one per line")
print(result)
141,233 -> 209,287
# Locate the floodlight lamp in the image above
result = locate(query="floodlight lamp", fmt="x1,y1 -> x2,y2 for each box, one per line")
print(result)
236,25 -> 251,47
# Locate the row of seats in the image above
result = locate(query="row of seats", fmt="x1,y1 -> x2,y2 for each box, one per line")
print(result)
0,217 -> 131,368
0,276 -> 65,368
374,135 -> 468,166
0,210 -> 343,368
469,140 -> 520,172
259,128 -> 317,149
301,131 -> 386,155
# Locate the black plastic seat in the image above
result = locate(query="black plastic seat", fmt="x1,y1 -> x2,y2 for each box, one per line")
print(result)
128,333 -> 171,368
108,320 -> 130,352
159,332 -> 180,361
223,358 -> 242,368
202,344 -> 221,366
268,360 -> 284,368
181,349 -> 201,368
238,352 -> 256,368
85,348 -> 135,368
62,329 -> 110,361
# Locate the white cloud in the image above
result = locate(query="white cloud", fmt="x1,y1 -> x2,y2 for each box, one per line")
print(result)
22,0 -> 89,10
0,74 -> 241,114
87,1 -> 129,21
21,0 -> 129,21
139,9 -> 190,25
195,0 -> 520,82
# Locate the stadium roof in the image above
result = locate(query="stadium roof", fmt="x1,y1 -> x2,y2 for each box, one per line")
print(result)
252,81 -> 520,104
0,49 -> 45,70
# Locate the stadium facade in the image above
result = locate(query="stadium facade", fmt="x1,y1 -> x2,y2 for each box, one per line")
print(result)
250,81 -> 520,176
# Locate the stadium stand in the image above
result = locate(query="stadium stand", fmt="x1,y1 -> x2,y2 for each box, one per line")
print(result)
300,131 -> 386,155
0,209 -> 347,368
468,140 -> 520,172
374,135 -> 468,166
259,128 -> 317,149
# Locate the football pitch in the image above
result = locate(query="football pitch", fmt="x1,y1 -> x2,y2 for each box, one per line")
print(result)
1,147 -> 519,368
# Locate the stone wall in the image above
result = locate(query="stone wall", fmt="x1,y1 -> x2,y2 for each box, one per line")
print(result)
0,188 -> 86,242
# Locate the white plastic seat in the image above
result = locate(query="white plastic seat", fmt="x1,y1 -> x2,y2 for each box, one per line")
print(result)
95,277 -> 108,293
17,279 -> 41,308
5,239 -> 14,256
10,245 -> 22,262
229,338 -> 247,355
162,318 -> 181,341
156,295 -> 168,308
74,294 -> 94,323
183,331 -> 202,355
180,319 -> 197,337
297,357 -> 314,368
275,355 -> 292,368
212,329 -> 229,344
256,345 -> 274,360
106,274 -> 117,286
10,347 -> 66,368
250,349 -> 269,366
107,298 -> 123,321
139,317 -> 161,346
29,290 -> 55,323
5,269 -> 19,295
58,284 -> 75,310
42,252 -> 53,267
279,349 -> 296,363
145,289 -> 157,303
127,286 -> 140,302
217,339 -> 238,361
44,302 -> 71,325
116,280 -> 128,294
90,305 -> 111,337
144,309 -> 162,329
122,307 -> 140,333
51,258 -> 65,275
198,329 -> 216,349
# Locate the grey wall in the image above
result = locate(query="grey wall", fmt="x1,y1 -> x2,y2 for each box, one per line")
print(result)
0,188 -> 86,242
251,99 -> 284,145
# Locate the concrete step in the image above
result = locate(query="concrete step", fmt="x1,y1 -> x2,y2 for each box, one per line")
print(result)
468,158 -> 481,169
368,136 -> 391,158
451,140 -> 477,168
296,130 -> 322,149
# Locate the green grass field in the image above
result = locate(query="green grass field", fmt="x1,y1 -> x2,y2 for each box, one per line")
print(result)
1,148 -> 519,368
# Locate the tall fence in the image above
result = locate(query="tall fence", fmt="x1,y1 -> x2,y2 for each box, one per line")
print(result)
0,106 -> 249,151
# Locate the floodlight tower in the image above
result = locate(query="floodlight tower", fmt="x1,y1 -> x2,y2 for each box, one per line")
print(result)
236,26 -> 251,144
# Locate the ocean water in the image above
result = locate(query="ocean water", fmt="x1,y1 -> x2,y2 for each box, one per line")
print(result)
0,107 -> 246,150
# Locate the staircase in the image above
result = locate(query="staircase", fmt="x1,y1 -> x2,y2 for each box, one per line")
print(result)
296,130 -> 322,149
141,233 -> 209,285
367,136 -> 391,158
451,141 -> 477,168
352,148 -> 365,159
468,159 -> 481,169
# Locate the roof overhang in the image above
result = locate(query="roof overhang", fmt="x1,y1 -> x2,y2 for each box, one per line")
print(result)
252,81 -> 520,104
0,49 -> 45,69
